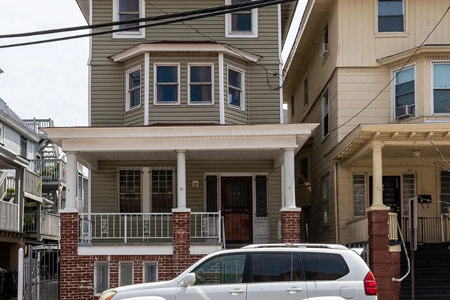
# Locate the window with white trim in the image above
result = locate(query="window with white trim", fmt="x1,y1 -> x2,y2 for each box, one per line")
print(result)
226,0 -> 258,38
143,262 -> 158,283
189,64 -> 214,104
255,175 -> 268,218
378,0 -> 405,33
394,67 -> 415,119
126,67 -> 141,111
94,262 -> 109,295
227,67 -> 245,110
433,63 -> 450,114
353,174 -> 366,217
155,65 -> 180,104
322,174 -> 330,225
113,0 -> 145,38
119,262 -> 134,286
322,90 -> 329,138
119,168 -> 141,213
151,169 -> 174,213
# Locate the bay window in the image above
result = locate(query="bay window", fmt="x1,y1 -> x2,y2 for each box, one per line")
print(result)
188,64 -> 214,104
126,67 -> 141,111
433,63 -> 450,114
394,67 -> 415,119
227,66 -> 245,110
154,64 -> 180,104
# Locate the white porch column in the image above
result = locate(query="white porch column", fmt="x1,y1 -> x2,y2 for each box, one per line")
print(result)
283,148 -> 296,209
371,142 -> 388,210
64,153 -> 78,212
177,150 -> 187,209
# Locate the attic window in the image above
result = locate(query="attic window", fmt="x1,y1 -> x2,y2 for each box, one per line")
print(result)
113,0 -> 145,38
226,0 -> 258,38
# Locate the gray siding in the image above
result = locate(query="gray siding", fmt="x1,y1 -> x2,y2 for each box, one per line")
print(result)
90,0 -> 281,126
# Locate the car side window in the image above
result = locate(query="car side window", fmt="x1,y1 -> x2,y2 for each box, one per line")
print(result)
251,252 -> 303,282
300,252 -> 350,281
192,254 -> 246,285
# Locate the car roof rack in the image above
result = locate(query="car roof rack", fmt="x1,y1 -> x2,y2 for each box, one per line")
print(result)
241,243 -> 349,250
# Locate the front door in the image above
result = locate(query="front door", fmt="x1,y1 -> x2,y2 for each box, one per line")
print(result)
221,177 -> 253,245
370,176 -> 402,215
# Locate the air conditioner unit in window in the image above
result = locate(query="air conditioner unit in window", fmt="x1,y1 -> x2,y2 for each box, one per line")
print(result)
395,104 -> 415,120
320,43 -> 329,56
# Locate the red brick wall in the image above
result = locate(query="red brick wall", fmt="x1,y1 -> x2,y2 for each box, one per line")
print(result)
172,211 -> 191,276
368,210 -> 400,300
60,212 -> 79,300
281,210 -> 301,243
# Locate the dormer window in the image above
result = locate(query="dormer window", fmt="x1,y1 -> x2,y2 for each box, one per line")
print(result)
113,0 -> 145,38
378,0 -> 405,32
226,0 -> 258,38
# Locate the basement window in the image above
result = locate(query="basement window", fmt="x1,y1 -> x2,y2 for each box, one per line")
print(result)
119,262 -> 134,286
143,262 -> 158,283
94,262 -> 109,295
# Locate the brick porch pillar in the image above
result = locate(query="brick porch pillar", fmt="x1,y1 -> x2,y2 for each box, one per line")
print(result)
281,209 -> 301,243
60,212 -> 79,300
172,209 -> 191,276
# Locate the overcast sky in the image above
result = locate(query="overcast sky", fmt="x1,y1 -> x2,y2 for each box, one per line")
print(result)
0,1 -> 305,127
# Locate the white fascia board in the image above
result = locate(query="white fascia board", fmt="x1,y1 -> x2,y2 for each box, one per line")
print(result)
190,245 -> 223,255
110,43 -> 261,63
78,245 -> 173,256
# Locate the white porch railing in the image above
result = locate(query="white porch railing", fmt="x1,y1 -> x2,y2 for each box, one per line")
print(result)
402,216 -> 450,244
0,200 -> 19,232
79,213 -> 173,243
190,212 -> 221,240
40,211 -> 60,238
347,217 -> 369,244
388,212 -> 398,241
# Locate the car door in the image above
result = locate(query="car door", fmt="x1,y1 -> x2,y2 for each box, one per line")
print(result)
300,251 -> 353,299
176,253 -> 248,300
247,252 -> 308,300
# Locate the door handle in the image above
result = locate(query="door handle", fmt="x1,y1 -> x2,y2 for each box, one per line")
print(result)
287,287 -> 302,294
228,288 -> 244,295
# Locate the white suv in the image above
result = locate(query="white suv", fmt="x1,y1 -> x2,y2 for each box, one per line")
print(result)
99,244 -> 378,300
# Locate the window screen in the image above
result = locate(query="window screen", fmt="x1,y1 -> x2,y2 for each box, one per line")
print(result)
301,252 -> 349,281
143,262 -> 158,283
94,262 -> 109,294
251,253 -> 302,282
119,262 -> 133,286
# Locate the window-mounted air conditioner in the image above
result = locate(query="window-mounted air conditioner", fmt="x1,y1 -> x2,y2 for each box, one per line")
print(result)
395,104 -> 415,120
320,43 -> 329,57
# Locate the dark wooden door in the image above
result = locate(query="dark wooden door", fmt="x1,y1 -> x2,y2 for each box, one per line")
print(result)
370,176 -> 402,216
221,177 -> 253,244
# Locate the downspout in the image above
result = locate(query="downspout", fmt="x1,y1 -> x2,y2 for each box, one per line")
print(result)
334,161 -> 340,243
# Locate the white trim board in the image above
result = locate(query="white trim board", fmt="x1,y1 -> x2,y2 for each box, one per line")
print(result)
78,245 -> 174,256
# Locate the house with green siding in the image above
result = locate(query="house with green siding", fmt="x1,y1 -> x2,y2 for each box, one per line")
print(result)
44,1 -> 318,298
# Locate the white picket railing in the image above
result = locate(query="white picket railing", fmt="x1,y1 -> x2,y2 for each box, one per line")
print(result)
388,212 -> 398,241
40,211 -> 60,238
0,200 -> 19,232
347,217 -> 369,244
190,212 -> 221,240
79,213 -> 173,243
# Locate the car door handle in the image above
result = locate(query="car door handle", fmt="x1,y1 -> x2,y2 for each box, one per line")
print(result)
228,288 -> 244,295
287,287 -> 303,294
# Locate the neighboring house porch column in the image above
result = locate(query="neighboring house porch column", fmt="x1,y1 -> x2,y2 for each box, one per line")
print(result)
60,152 -> 80,300
368,142 -> 400,300
172,150 -> 191,276
281,148 -> 301,243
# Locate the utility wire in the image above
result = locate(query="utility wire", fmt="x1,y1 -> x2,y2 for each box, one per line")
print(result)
0,0 -> 289,39
145,1 -> 283,90
326,5 -> 450,135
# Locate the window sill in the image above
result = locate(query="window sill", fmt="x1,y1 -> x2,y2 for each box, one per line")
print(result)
227,104 -> 246,112
153,101 -> 180,106
188,101 -> 215,106
125,104 -> 142,112
375,32 -> 408,38
225,32 -> 258,39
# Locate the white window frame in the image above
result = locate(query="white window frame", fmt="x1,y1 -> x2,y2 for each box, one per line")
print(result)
0,123 -> 4,145
119,261 -> 134,286
112,0 -> 146,39
375,0 -> 407,35
117,167 -> 143,213
142,261 -> 158,283
352,173 -> 367,218
225,0 -> 258,38
321,89 -> 329,139
125,66 -> 142,111
391,64 -> 416,121
431,61 -> 450,115
187,63 -> 215,105
153,63 -> 181,105
149,167 -> 176,213
94,262 -> 109,296
227,65 -> 246,111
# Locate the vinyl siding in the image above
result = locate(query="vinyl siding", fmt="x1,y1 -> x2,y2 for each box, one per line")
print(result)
90,0 -> 281,126
224,56 -> 249,125
91,160 -> 281,242
123,55 -> 145,126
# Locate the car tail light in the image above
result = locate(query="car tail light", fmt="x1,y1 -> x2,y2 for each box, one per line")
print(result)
364,271 -> 378,296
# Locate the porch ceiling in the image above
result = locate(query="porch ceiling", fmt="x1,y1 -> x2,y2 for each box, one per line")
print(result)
327,124 -> 450,166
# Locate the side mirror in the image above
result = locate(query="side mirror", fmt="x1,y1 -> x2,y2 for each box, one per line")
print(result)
182,273 -> 196,286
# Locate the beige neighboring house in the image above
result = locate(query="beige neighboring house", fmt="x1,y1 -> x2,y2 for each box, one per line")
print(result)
284,0 -> 450,299
44,1 -> 319,299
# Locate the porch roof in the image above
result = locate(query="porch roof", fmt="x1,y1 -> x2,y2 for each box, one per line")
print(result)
43,123 -> 318,170
327,123 -> 450,167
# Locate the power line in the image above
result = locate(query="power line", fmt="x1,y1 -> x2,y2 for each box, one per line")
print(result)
326,6 -> 450,135
0,0 -> 294,44
145,1 -> 283,90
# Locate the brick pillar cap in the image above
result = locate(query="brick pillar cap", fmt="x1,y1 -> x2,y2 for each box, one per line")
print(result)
368,205 -> 390,211
59,208 -> 78,213
280,207 -> 302,212
172,208 -> 191,213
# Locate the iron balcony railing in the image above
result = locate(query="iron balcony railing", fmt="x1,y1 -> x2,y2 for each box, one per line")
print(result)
31,159 -> 66,183
190,212 -> 221,240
